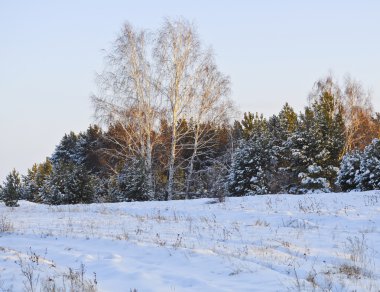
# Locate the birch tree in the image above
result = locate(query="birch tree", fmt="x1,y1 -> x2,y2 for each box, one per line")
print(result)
341,76 -> 377,152
92,19 -> 232,200
310,74 -> 377,153
154,19 -> 200,199
183,52 -> 231,197
92,23 -> 160,199
154,19 -> 231,200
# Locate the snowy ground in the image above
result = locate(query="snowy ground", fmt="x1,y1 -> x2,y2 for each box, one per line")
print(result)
1,191 -> 380,291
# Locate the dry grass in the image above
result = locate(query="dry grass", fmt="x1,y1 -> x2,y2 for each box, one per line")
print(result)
0,214 -> 14,233
339,264 -> 362,279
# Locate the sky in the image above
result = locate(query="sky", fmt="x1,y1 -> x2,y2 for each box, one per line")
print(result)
1,0 -> 379,182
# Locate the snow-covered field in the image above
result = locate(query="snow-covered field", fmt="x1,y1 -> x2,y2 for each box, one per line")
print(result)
1,191 -> 380,291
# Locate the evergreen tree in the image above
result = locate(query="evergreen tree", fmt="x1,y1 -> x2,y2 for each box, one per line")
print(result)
267,114 -> 292,193
312,92 -> 345,188
41,162 -> 66,205
336,150 -> 362,191
227,133 -> 274,196
278,102 -> 298,134
75,125 -> 106,174
357,139 -> 380,190
22,163 -> 39,201
1,169 -> 21,207
88,158 -> 148,203
116,158 -> 148,201
270,103 -> 298,192
51,132 -> 79,165
35,159 -> 53,202
232,120 -> 243,142
92,176 -> 114,203
39,177 -> 58,205
287,108 -> 322,193
106,174 -> 122,202
240,112 -> 267,139
43,128 -> 104,205
288,91 -> 346,193
63,164 -> 94,204
22,159 -> 52,202
41,161 -> 94,205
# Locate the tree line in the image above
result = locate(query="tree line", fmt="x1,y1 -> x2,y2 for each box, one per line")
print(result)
1,19 -> 380,206
228,76 -> 380,196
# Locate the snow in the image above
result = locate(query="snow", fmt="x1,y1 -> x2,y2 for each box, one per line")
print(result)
1,191 -> 380,291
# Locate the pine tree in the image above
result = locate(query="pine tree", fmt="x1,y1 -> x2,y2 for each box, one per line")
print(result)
51,132 -> 79,165
75,125 -> 106,174
106,174 -> 122,202
240,112 -> 267,139
44,128 -> 101,204
271,104 -> 298,192
287,108 -> 323,193
22,158 -> 52,202
1,169 -> 21,207
227,133 -> 273,196
63,164 -> 94,204
357,138 -> 380,190
313,92 -> 345,189
42,161 -> 94,205
336,150 -> 362,191
116,158 -> 148,201
34,159 -> 53,202
232,120 -> 243,142
278,102 -> 298,134
22,163 -> 39,201
92,176 -> 114,203
267,113 -> 294,193
228,113 -> 271,195
288,90 -> 346,193
41,162 -> 66,205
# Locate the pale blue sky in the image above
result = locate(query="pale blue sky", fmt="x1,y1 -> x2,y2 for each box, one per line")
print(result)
1,0 -> 379,181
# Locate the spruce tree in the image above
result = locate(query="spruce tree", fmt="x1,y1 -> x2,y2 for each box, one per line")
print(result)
1,169 -> 21,207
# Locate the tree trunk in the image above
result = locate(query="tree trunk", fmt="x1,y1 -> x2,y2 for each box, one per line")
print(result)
185,128 -> 199,199
167,123 -> 177,200
145,134 -> 155,200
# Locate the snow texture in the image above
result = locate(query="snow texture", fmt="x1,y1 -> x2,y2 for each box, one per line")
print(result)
1,191 -> 380,291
